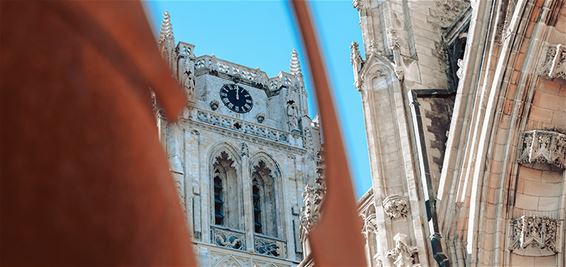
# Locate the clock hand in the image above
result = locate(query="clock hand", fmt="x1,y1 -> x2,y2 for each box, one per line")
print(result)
236,87 -> 240,100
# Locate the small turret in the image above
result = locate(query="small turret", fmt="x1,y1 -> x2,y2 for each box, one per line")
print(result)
158,11 -> 176,67
290,49 -> 303,80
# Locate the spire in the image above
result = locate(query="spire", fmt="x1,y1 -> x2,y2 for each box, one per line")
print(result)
158,11 -> 175,52
290,49 -> 303,78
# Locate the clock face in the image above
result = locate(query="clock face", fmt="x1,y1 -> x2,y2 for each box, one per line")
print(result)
219,84 -> 253,113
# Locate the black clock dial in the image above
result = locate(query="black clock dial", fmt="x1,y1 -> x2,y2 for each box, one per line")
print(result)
219,84 -> 253,113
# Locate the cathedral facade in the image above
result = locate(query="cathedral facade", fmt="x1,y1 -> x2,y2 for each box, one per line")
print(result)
155,12 -> 322,267
352,0 -> 566,266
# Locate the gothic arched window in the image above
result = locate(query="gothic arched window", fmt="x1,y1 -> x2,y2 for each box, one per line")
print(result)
251,160 -> 278,237
212,151 -> 241,230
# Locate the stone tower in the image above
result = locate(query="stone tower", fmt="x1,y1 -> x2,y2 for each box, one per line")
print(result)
353,0 -> 566,266
155,12 -> 322,267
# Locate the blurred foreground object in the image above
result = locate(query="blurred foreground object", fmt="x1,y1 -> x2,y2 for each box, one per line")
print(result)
0,1 -> 196,265
291,1 -> 367,266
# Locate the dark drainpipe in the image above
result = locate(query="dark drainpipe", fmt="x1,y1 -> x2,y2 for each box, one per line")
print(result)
408,89 -> 451,267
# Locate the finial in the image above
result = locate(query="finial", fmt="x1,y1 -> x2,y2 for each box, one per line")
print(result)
350,42 -> 361,64
290,49 -> 303,78
158,11 -> 174,48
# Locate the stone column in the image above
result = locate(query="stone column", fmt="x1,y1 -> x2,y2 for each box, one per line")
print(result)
186,129 -> 202,240
240,143 -> 254,252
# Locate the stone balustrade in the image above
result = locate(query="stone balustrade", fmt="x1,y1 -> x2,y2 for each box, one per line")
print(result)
254,234 -> 287,258
211,225 -> 246,251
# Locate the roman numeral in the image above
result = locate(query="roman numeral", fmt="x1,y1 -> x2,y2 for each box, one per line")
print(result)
235,106 -> 240,112
222,98 -> 229,104
228,103 -> 234,108
244,104 -> 250,109
246,99 -> 252,104
220,92 -> 227,97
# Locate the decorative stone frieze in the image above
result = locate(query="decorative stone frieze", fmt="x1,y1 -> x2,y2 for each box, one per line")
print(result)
211,226 -> 246,251
508,215 -> 559,256
386,233 -> 418,267
538,43 -> 566,80
517,129 -> 566,171
254,234 -> 287,258
195,108 -> 304,148
383,195 -> 409,220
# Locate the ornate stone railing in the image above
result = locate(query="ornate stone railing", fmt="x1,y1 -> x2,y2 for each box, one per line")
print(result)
538,43 -> 565,80
194,55 -> 300,91
211,226 -> 246,251
509,215 -> 559,256
194,109 -> 304,148
254,234 -> 287,258
517,129 -> 566,171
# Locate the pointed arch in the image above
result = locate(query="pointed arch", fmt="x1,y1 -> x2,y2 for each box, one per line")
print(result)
249,152 -> 282,238
209,142 -> 243,230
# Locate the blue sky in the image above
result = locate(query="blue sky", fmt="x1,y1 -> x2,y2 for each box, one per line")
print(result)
144,0 -> 371,198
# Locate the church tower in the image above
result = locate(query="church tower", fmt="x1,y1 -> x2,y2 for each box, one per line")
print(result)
155,12 -> 322,267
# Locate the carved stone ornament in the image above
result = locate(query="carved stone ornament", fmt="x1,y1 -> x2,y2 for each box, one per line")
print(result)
350,42 -> 364,89
240,142 -> 249,157
386,233 -> 418,267
383,195 -> 409,220
209,100 -> 219,111
299,173 -> 326,237
300,151 -> 326,237
430,0 -> 470,27
509,215 -> 559,256
256,113 -> 265,123
352,0 -> 365,11
517,129 -> 566,171
362,213 -> 378,235
538,43 -> 566,80
183,56 -> 196,101
286,101 -> 299,132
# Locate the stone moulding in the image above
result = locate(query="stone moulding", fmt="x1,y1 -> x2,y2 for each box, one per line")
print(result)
517,129 -> 566,171
538,43 -> 566,80
382,195 -> 409,220
508,215 -> 559,256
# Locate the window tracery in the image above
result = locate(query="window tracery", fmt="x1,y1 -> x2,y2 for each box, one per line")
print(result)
251,160 -> 278,237
212,151 -> 241,230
